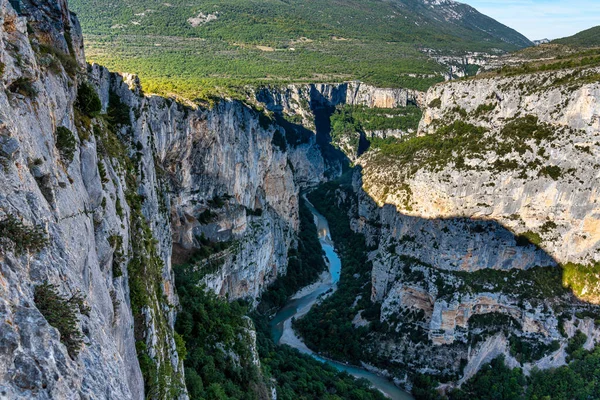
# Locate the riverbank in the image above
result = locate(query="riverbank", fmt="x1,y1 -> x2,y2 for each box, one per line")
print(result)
269,198 -> 414,400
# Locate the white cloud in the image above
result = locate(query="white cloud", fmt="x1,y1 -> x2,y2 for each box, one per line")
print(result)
459,0 -> 600,40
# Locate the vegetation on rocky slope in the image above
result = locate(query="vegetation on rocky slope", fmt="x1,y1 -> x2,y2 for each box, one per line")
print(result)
175,265 -> 268,400
476,46 -> 600,80
414,336 -> 600,400
0,215 -> 48,255
329,104 -> 423,157
173,195 -> 387,399
34,282 -> 90,358
364,115 -> 571,184
331,105 -> 422,135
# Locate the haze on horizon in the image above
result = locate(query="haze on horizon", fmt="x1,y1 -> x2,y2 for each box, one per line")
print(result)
459,0 -> 600,40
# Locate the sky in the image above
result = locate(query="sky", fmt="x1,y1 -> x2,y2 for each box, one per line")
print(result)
458,0 -> 600,40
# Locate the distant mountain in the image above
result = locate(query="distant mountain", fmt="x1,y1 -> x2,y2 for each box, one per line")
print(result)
399,0 -> 533,48
534,39 -> 550,46
69,0 -> 533,98
554,26 -> 600,48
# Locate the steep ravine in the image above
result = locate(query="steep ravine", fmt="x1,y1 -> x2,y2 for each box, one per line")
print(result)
269,198 -> 414,399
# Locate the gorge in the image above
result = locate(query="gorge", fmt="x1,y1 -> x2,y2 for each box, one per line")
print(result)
270,197 -> 413,399
1,0 -> 600,399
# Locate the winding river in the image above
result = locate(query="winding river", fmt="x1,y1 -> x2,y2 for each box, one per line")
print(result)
270,199 -> 414,400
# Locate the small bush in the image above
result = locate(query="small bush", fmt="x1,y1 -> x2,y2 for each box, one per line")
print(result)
107,91 -> 131,126
115,197 -> 124,219
34,282 -> 90,358
208,194 -> 231,208
56,126 -> 77,163
562,262 -> 600,301
509,336 -> 560,363
38,44 -> 79,77
428,98 -> 442,108
198,209 -> 218,224
108,234 -> 124,278
97,161 -> 109,183
566,331 -> 588,357
76,82 -> 102,117
473,102 -> 496,116
516,230 -> 543,247
255,109 -> 273,130
246,207 -> 263,217
0,215 -> 48,255
539,165 -> 563,180
174,332 -> 187,361
9,77 -> 38,98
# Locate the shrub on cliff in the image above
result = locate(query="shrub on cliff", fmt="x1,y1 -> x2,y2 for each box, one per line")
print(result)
34,282 -> 90,358
271,130 -> 287,152
9,77 -> 38,98
56,126 -> 77,163
0,215 -> 48,255
107,90 -> 131,127
76,81 -> 102,116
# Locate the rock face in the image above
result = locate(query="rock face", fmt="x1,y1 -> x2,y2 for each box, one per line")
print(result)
363,67 -> 600,269
257,82 -> 424,115
342,66 -> 600,385
0,0 -> 150,398
0,0 -> 323,398
90,66 -> 322,302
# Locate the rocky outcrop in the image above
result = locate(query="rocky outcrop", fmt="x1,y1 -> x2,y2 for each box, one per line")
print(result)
256,81 -> 424,116
361,67 -> 600,271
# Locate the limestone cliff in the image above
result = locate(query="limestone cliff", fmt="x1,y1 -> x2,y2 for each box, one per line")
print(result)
0,0 -> 324,397
360,66 -> 600,272
0,0 -> 153,397
257,82 -> 423,118
342,65 -> 600,386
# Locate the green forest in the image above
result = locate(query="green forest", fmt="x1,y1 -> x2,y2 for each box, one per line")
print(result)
329,104 -> 423,155
68,0 -> 529,100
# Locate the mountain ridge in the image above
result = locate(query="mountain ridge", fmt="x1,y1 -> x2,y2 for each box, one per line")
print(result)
554,25 -> 600,48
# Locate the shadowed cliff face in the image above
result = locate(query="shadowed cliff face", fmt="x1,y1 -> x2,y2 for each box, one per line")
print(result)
358,68 -> 600,298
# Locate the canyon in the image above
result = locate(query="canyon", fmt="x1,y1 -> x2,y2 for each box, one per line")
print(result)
1,0 -> 600,399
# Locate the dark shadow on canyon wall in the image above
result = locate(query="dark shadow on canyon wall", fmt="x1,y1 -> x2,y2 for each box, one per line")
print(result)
346,164 -> 599,311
